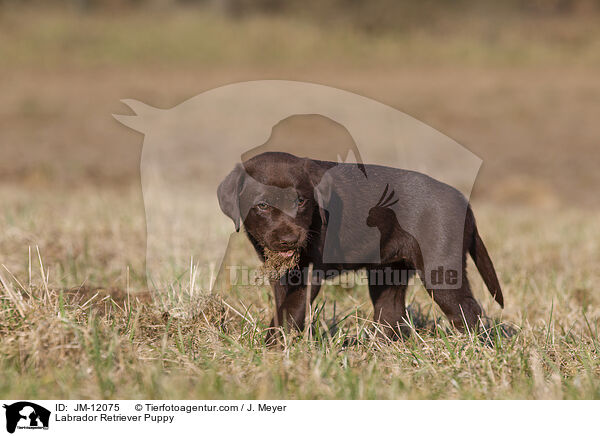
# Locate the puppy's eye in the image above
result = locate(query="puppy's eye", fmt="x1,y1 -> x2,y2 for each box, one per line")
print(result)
297,196 -> 307,207
255,202 -> 269,211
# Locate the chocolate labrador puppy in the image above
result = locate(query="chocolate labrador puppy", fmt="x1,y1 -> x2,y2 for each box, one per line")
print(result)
218,152 -> 503,342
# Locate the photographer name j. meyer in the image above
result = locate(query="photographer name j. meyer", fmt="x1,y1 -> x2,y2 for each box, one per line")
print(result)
52,402 -> 287,421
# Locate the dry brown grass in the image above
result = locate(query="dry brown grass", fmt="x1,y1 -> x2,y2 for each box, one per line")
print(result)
0,183 -> 598,399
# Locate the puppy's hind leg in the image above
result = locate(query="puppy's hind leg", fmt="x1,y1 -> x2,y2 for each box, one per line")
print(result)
425,271 -> 483,332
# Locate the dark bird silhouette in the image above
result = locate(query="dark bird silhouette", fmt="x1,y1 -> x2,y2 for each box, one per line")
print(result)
365,184 -> 425,338
366,184 -> 424,273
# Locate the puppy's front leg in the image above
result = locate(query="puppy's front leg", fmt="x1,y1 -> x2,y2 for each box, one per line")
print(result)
265,272 -> 322,346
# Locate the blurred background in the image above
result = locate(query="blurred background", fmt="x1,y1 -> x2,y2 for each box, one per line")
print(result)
1,0 -> 599,285
2,0 -> 600,205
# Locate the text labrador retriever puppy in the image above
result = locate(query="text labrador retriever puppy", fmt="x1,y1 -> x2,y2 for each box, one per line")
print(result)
218,152 -> 503,342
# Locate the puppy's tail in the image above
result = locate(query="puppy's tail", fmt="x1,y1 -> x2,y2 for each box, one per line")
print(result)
468,210 -> 504,308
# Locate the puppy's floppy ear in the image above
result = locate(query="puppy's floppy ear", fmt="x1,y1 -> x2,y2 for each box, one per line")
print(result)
217,164 -> 245,232
304,159 -> 332,225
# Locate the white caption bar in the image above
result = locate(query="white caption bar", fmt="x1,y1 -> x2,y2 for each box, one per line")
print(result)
0,400 -> 594,436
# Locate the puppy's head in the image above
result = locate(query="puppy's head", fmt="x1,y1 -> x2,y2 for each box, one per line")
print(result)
218,153 -> 326,256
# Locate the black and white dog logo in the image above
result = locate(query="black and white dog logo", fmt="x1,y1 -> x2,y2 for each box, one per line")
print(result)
3,402 -> 50,434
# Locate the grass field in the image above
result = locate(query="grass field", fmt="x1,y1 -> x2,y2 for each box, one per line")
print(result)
1,185 -> 598,399
1,5 -> 599,399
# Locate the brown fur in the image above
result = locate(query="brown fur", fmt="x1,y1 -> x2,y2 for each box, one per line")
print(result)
218,152 -> 504,343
